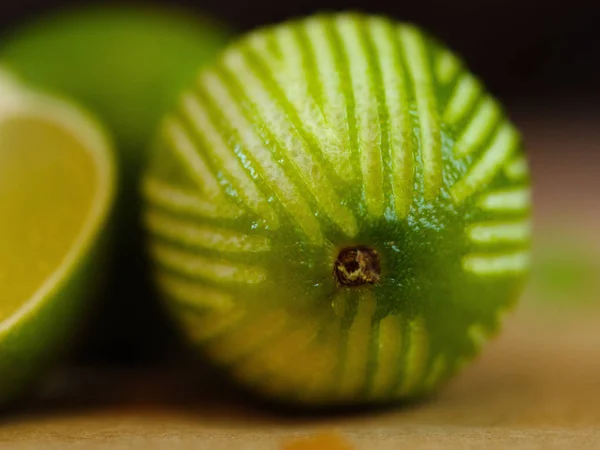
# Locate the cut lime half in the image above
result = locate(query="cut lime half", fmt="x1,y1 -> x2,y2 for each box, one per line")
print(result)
0,72 -> 115,404
0,5 -> 233,362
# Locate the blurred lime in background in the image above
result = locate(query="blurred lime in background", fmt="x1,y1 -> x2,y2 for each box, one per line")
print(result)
0,4 -> 231,160
0,4 -> 233,362
0,70 -> 115,403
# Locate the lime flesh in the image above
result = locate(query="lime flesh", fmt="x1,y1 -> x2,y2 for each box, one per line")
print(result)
0,80 -> 114,404
0,117 -> 98,321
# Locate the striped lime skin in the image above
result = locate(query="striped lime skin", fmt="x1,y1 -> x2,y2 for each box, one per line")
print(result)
142,13 -> 531,405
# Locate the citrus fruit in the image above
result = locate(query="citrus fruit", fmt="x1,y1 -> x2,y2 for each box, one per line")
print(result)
0,4 -> 231,157
0,4 -> 232,362
142,13 -> 532,405
0,71 -> 115,404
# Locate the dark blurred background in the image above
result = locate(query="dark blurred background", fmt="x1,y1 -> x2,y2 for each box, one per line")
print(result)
0,0 -> 598,107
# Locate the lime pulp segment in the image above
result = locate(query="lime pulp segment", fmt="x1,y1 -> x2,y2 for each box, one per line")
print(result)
0,116 -> 98,321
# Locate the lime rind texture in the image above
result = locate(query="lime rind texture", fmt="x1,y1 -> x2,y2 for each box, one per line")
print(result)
143,13 -> 531,405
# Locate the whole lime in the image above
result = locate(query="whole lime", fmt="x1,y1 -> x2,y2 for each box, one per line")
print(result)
143,13 -> 532,405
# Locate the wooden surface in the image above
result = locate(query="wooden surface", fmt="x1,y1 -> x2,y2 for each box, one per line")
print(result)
1,112 -> 599,449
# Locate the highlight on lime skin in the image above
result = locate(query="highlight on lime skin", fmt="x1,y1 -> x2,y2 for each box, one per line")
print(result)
142,12 -> 532,406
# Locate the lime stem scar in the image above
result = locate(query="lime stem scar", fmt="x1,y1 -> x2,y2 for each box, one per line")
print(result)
334,246 -> 381,287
